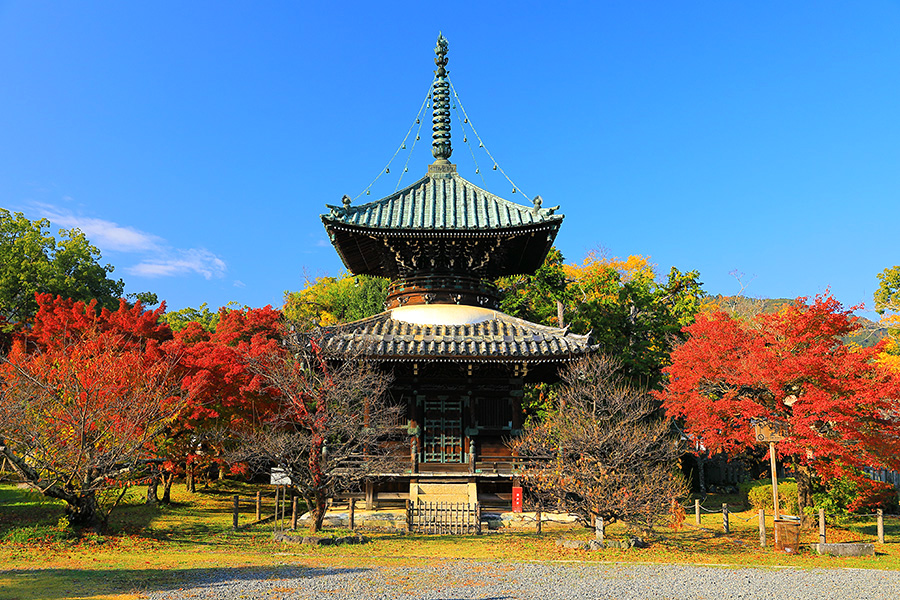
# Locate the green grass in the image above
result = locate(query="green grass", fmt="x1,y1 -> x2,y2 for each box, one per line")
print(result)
2,482 -> 900,600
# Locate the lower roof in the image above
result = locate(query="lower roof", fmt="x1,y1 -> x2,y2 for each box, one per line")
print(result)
316,304 -> 595,363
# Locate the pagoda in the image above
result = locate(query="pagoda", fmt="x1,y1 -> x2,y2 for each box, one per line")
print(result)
318,34 -> 593,508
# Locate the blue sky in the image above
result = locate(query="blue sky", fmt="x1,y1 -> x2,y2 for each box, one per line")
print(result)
1,1 -> 898,316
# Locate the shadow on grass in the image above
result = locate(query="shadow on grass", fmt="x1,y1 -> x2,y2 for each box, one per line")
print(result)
0,564 -> 371,600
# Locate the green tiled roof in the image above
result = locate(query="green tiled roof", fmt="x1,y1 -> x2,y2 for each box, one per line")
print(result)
323,170 -> 562,232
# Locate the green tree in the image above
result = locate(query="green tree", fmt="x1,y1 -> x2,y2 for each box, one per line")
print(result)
283,274 -> 389,330
499,249 -> 703,388
161,303 -> 220,332
0,209 -> 124,324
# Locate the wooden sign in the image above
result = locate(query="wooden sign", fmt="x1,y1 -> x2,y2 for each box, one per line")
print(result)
753,419 -> 789,443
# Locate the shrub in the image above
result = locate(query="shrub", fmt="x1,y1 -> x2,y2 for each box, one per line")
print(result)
746,479 -> 799,516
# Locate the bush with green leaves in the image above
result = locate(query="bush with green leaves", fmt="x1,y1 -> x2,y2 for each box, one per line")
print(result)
745,479 -> 799,516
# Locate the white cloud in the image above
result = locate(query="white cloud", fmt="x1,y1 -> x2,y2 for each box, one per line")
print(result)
33,202 -> 227,280
233,280 -> 246,288
35,204 -> 162,252
128,249 -> 227,280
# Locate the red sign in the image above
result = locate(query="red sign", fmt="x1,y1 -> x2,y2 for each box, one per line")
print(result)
512,486 -> 523,513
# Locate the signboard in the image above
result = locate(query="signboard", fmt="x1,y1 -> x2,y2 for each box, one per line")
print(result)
270,468 -> 292,486
753,419 -> 789,443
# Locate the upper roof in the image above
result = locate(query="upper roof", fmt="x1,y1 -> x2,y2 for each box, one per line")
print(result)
322,166 -> 562,233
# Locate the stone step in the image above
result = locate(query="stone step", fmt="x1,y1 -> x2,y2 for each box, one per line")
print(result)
411,482 -> 476,504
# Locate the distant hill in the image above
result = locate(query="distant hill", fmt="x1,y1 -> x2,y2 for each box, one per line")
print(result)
703,295 -> 888,349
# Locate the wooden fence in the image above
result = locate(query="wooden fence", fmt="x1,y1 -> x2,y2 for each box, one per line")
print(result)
406,501 -> 481,535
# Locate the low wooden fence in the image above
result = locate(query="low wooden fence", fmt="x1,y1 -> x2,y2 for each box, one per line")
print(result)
406,501 -> 481,535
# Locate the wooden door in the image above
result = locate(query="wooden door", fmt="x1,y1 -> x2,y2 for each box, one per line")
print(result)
422,396 -> 464,463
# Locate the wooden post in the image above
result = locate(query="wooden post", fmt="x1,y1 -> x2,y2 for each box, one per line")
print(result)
273,487 -> 279,531
819,508 -> 826,545
256,490 -> 262,521
536,508 -> 542,535
406,499 -> 412,533
878,509 -> 885,544
595,516 -> 605,541
291,497 -> 298,530
695,499 -> 701,526
770,442 -> 780,519
350,498 -> 356,530
722,503 -> 729,534
759,509 -> 766,548
365,480 -> 374,511
475,502 -> 482,535
232,495 -> 239,530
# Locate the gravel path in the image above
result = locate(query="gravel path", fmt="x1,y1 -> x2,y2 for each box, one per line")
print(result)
144,560 -> 900,600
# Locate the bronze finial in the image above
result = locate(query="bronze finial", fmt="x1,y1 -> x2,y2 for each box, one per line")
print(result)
342,194 -> 351,208
431,33 -> 452,163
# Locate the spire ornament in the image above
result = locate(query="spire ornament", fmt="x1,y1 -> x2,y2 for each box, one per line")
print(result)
431,33 -> 452,163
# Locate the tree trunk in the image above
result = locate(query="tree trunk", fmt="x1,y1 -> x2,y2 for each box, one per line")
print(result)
186,462 -> 196,493
161,470 -> 175,504
697,453 -> 707,495
308,491 -> 328,532
794,462 -> 814,526
65,491 -> 104,531
146,465 -> 160,505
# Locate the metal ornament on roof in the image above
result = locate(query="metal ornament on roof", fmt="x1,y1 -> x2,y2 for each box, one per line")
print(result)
432,33 -> 452,163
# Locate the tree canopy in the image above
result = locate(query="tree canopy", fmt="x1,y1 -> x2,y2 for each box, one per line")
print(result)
658,294 -> 900,512
0,209 -> 125,324
283,274 -> 389,330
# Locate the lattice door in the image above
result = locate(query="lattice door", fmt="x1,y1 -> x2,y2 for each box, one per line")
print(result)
422,396 -> 464,463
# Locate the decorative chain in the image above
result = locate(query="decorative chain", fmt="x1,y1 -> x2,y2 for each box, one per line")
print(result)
448,77 -> 528,199
355,80 -> 435,200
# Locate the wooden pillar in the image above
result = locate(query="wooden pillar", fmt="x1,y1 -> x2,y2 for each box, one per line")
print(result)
722,503 -> 729,534
365,480 -> 375,511
695,499 -> 701,526
475,502 -> 482,535
759,509 -> 766,548
410,436 -> 418,474
349,498 -> 356,530
468,437 -> 476,474
536,508 -> 542,535
819,508 -> 826,545
256,490 -> 262,521
878,509 -> 885,544
232,495 -> 239,530
291,497 -> 298,530
769,442 -> 780,519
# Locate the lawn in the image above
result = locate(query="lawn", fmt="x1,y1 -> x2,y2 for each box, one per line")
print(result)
2,481 -> 899,600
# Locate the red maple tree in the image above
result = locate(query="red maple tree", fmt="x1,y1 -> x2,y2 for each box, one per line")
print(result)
658,294 -> 900,512
159,305 -> 282,495
0,295 -> 184,529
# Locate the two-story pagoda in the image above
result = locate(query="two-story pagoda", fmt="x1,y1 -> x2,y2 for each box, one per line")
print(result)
319,35 -> 593,508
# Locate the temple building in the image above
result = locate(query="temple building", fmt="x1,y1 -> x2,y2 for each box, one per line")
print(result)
318,35 -> 593,508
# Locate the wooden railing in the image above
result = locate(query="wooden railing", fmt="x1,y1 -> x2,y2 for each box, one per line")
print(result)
407,500 -> 481,535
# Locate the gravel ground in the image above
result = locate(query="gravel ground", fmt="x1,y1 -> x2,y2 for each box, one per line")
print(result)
143,560 -> 900,600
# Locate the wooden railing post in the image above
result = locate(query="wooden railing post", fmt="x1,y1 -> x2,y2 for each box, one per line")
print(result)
291,497 -> 298,530
256,490 -> 262,521
232,495 -> 239,530
722,503 -> 729,534
350,498 -> 356,530
695,499 -> 701,526
475,502 -> 482,535
536,508 -> 542,535
878,509 -> 885,544
759,509 -> 766,548
819,508 -> 826,545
